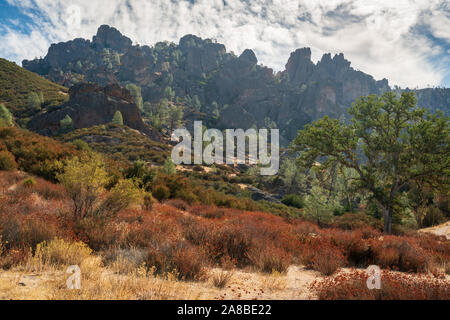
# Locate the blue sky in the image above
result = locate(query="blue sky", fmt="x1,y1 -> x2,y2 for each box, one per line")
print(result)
0,0 -> 449,88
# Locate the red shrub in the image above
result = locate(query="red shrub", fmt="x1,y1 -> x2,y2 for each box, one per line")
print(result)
309,244 -> 347,276
145,241 -> 205,281
369,236 -> 431,272
325,229 -> 371,266
311,270 -> 450,300
0,212 -> 60,250
247,243 -> 292,273
190,205 -> 226,219
164,199 -> 190,211
0,247 -> 31,269
291,220 -> 320,242
332,212 -> 382,231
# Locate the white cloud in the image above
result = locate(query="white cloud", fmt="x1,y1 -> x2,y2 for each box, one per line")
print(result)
0,0 -> 449,88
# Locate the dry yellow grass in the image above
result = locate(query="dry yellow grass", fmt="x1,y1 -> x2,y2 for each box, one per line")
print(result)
0,252 -> 322,300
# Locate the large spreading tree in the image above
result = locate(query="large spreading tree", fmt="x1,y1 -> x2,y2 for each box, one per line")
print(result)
291,92 -> 449,233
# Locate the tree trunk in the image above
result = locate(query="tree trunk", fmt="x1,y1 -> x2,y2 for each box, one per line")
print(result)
383,207 -> 392,234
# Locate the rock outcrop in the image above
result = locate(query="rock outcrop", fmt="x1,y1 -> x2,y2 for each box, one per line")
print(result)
247,186 -> 282,203
27,83 -> 161,140
93,25 -> 132,53
23,25 -> 448,144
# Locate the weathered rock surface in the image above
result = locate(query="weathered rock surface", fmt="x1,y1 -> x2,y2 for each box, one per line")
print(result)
23,25 -> 449,144
247,186 -> 282,203
27,83 -> 161,140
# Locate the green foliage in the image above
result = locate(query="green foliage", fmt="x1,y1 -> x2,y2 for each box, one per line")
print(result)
57,154 -> 144,219
303,179 -> 336,226
57,154 -> 110,220
126,83 -> 144,112
112,53 -> 120,65
147,99 -> 170,130
0,58 -> 68,120
192,95 -> 201,111
124,160 -> 157,190
161,158 -> 176,175
0,150 -> 17,171
111,110 -> 124,126
143,101 -> 152,117
281,194 -> 304,208
163,86 -> 175,100
71,139 -> 91,152
168,105 -> 183,130
59,115 -> 74,134
0,104 -> 13,127
27,92 -> 42,111
95,178 -> 143,218
292,92 -> 449,233
278,159 -> 307,193
22,177 -> 37,188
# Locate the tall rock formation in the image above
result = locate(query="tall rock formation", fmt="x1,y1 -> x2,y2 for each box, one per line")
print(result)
27,83 -> 160,140
23,25 -> 448,144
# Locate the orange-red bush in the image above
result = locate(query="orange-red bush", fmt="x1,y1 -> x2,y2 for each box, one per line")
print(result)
311,270 -> 450,300
247,244 -> 293,273
145,241 -> 206,281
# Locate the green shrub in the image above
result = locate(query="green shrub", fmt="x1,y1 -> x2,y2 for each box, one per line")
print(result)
0,150 -> 17,171
111,110 -> 124,126
95,178 -> 143,218
71,139 -> 91,152
0,104 -> 13,127
281,194 -> 305,208
22,177 -> 36,188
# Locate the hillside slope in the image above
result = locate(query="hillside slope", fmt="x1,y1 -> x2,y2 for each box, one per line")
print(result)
0,58 -> 68,122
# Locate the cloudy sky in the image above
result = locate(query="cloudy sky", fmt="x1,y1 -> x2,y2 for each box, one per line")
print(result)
0,0 -> 449,88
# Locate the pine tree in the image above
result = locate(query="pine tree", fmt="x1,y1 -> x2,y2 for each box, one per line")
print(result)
59,114 -> 74,134
27,92 -> 41,111
161,158 -> 176,175
168,105 -> 183,131
111,110 -> 124,126
126,83 -> 144,112
0,103 -> 13,127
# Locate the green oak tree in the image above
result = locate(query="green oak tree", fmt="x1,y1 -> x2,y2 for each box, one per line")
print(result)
291,92 -> 449,233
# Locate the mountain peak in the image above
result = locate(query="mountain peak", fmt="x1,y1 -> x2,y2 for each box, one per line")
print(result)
93,25 -> 132,52
285,47 -> 314,84
239,49 -> 257,65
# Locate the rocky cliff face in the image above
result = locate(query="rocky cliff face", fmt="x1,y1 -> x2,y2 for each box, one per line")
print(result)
410,88 -> 450,115
27,83 -> 161,140
23,25 -> 448,144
